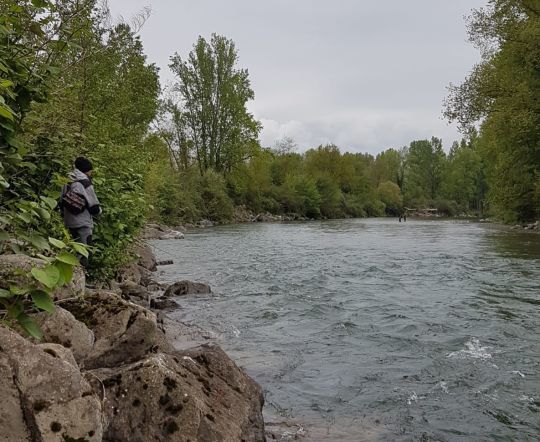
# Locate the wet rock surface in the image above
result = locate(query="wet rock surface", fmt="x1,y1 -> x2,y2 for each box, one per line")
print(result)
164,280 -> 212,297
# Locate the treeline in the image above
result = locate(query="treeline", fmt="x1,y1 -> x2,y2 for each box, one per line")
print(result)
148,134 -> 486,223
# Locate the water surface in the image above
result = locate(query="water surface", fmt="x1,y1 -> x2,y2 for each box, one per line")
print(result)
154,219 -> 540,441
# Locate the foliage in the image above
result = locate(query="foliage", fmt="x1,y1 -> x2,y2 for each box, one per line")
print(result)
0,0 -> 161,336
168,34 -> 261,174
377,181 -> 403,215
90,170 -> 147,280
0,0 -> 96,337
445,0 -> 540,221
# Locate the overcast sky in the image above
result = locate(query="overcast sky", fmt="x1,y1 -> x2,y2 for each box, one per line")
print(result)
108,0 -> 486,154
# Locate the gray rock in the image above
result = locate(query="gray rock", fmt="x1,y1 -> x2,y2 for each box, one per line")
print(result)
88,345 -> 264,442
0,355 -> 31,441
0,254 -> 85,301
37,342 -> 78,368
160,230 -> 184,240
116,261 -> 143,285
142,224 -> 185,240
35,307 -> 95,366
150,296 -> 179,310
119,280 -> 150,300
198,219 -> 214,228
164,280 -> 212,297
61,290 -> 168,369
134,243 -> 157,272
0,326 -> 103,441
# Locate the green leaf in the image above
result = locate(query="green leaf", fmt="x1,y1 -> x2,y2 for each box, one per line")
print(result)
7,302 -> 23,318
26,234 -> 51,251
9,285 -> 27,296
0,79 -> 13,89
0,104 -> 14,121
48,237 -> 66,249
31,290 -> 55,313
17,314 -> 43,340
0,288 -> 12,298
40,196 -> 57,210
31,265 -> 60,289
72,242 -> 89,258
56,251 -> 79,266
31,0 -> 48,7
17,212 -> 32,223
34,207 -> 51,221
0,231 -> 9,241
55,261 -> 73,286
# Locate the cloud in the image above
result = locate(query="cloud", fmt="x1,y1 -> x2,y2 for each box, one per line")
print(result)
258,110 -> 461,154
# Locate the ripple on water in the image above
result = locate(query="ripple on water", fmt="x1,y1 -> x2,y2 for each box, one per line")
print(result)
155,219 -> 540,440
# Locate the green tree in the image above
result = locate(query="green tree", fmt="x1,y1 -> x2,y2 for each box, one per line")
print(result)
404,137 -> 446,203
445,0 -> 540,221
169,34 -> 261,174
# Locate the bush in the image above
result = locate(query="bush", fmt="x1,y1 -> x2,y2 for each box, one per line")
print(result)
90,169 -> 147,280
199,170 -> 234,222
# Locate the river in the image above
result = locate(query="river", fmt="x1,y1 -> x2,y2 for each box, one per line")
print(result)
153,218 -> 540,441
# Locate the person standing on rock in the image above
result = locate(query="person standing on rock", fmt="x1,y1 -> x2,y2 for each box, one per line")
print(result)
60,157 -> 102,268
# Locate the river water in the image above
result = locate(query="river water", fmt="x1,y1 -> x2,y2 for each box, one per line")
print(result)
153,219 -> 540,441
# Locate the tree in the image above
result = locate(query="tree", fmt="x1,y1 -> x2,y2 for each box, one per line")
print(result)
444,0 -> 540,221
169,34 -> 261,174
404,137 -> 446,203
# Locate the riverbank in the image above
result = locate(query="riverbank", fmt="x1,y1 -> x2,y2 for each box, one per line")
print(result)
0,239 -> 266,441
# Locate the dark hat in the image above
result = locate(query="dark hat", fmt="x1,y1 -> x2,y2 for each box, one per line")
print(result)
74,157 -> 93,173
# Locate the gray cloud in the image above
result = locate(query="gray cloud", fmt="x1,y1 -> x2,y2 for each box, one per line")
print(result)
109,0 -> 486,153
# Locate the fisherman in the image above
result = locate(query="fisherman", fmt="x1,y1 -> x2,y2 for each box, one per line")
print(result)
60,157 -> 101,268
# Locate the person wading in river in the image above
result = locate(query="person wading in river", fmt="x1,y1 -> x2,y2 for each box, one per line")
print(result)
60,157 -> 102,269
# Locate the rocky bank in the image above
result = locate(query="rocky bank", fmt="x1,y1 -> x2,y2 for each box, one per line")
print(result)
0,238 -> 265,441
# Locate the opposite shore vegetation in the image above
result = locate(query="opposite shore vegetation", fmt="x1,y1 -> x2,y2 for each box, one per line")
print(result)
1,2 -> 539,332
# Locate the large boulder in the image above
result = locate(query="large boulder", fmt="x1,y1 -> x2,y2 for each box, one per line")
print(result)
34,307 -> 95,366
88,345 -> 264,442
61,290 -> 171,369
134,243 -> 157,272
164,280 -> 212,297
0,326 -> 102,441
0,355 -> 31,441
0,254 -> 85,301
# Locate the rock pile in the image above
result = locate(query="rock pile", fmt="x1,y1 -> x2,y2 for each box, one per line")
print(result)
0,241 -> 265,441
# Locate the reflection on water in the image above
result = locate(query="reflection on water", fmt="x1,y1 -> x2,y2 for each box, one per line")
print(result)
154,219 -> 540,441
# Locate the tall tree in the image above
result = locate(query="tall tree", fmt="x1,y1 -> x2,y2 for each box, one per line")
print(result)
169,34 -> 261,174
445,0 -> 540,221
404,137 -> 446,202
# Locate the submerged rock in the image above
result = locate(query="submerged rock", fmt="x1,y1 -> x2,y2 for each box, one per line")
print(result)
164,280 -> 212,297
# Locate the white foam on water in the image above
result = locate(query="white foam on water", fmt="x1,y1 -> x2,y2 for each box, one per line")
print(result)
407,392 -> 418,405
446,338 -> 492,360
439,381 -> 449,394
231,325 -> 241,337
511,370 -> 525,378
